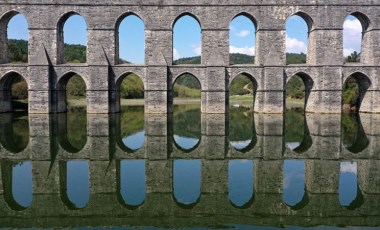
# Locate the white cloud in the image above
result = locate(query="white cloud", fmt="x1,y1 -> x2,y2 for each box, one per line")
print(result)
236,30 -> 250,38
343,18 -> 362,54
192,44 -> 202,55
229,45 -> 255,55
344,48 -> 356,57
340,162 -> 357,174
286,36 -> 307,54
173,48 -> 181,60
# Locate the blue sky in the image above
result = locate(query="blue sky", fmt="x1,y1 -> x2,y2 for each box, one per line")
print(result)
8,13 -> 362,62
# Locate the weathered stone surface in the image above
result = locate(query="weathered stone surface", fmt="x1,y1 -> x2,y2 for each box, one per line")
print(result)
0,1 -> 379,114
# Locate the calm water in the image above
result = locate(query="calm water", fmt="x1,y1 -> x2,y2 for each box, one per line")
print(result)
0,104 -> 379,229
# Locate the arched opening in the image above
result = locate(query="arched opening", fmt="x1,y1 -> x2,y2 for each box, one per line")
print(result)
343,13 -> 370,63
339,161 -> 363,209
172,14 -> 202,64
117,160 -> 146,209
60,160 -> 90,210
116,14 -> 145,64
0,72 -> 28,112
228,105 -> 256,152
229,73 -> 256,109
116,73 -> 144,112
342,72 -> 371,113
172,73 -> 201,151
228,160 -> 254,208
285,13 -> 312,64
1,161 -> 33,211
0,12 -> 28,64
57,13 -> 87,64
229,13 -> 256,64
173,159 -> 201,208
56,72 -> 87,113
283,160 -> 309,210
0,113 -> 29,153
285,73 -> 313,110
341,113 -> 369,153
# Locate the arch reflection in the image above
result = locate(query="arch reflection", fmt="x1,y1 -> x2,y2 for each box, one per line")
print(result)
173,105 -> 201,152
0,112 -> 29,153
60,160 -> 90,210
228,160 -> 254,208
173,160 -> 202,208
342,113 -> 369,153
1,160 -> 32,211
56,107 -> 87,153
117,106 -> 145,152
285,109 -> 312,153
339,161 -> 364,210
117,160 -> 146,209
283,160 -> 309,210
229,106 -> 256,152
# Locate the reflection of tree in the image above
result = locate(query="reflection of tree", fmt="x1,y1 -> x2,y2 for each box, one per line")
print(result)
11,113 -> 29,150
285,109 -> 304,143
342,113 -> 369,153
173,105 -> 201,138
66,107 -> 87,150
119,106 -> 144,137
229,107 -> 254,141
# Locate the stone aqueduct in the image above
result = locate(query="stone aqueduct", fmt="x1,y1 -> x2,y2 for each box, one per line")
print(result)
0,0 -> 380,114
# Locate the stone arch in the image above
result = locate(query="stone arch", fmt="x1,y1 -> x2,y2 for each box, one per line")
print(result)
343,12 -> 371,64
115,72 -> 145,113
342,72 -> 372,112
173,135 -> 202,153
172,12 -> 202,64
173,72 -> 203,90
115,12 -> 145,64
228,12 -> 258,65
285,72 -> 314,110
55,71 -> 88,113
229,72 -> 258,90
172,12 -> 202,30
230,12 -> 258,30
0,10 -> 29,64
0,71 -> 29,113
56,11 -> 88,64
285,189 -> 310,211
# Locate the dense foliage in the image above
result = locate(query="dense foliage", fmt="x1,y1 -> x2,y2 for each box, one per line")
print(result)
9,39 -> 28,63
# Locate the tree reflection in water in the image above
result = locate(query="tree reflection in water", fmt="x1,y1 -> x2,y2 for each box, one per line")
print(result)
173,104 -> 201,151
119,106 -> 145,151
229,106 -> 256,152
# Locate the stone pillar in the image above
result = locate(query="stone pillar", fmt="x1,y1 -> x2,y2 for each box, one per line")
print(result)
307,67 -> 342,114
88,114 -> 110,160
145,27 -> 172,114
305,160 -> 340,194
28,28 -> 54,113
86,29 -> 113,114
361,29 -> 380,65
255,16 -> 286,113
201,22 -> 229,113
360,69 -> 380,113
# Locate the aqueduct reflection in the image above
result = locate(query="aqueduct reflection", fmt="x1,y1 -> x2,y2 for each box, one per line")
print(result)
0,106 -> 378,216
